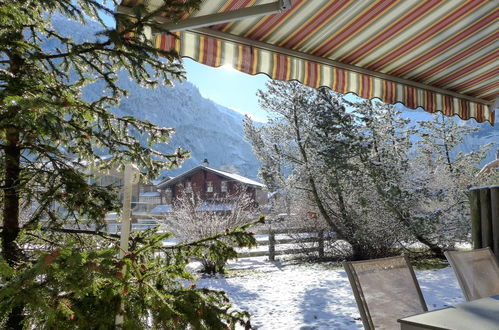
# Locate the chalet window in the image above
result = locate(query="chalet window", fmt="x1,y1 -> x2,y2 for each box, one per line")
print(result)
221,181 -> 228,193
185,181 -> 192,193
206,181 -> 213,192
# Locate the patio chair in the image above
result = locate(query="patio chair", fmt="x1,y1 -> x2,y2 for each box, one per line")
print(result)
444,247 -> 499,301
343,256 -> 427,330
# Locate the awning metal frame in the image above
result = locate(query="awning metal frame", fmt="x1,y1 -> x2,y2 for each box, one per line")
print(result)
117,0 -> 291,32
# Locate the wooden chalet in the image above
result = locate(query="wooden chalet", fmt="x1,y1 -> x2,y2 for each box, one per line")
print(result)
155,163 -> 267,207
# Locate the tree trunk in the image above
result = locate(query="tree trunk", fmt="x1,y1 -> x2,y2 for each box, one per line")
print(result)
2,128 -> 21,264
2,128 -> 24,329
349,242 -> 378,261
350,243 -> 366,261
414,234 -> 445,259
369,172 -> 447,259
2,46 -> 25,329
290,103 -> 346,240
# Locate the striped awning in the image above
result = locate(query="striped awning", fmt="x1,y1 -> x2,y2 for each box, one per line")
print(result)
119,0 -> 498,124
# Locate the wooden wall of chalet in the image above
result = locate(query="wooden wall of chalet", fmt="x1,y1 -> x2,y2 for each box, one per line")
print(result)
168,169 -> 257,203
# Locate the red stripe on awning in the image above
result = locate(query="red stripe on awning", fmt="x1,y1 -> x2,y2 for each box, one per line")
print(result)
406,86 -> 415,109
341,0 -> 443,64
279,0 -> 351,50
468,81 -> 499,99
272,53 -> 287,81
460,99 -> 470,120
367,0 -> 489,71
203,37 -> 219,67
162,34 -> 176,51
431,51 -> 498,87
425,91 -> 436,113
313,0 -> 398,57
383,80 -> 395,104
244,0 -> 305,40
451,70 -> 499,91
239,45 -> 253,74
359,75 -> 372,100
336,68 -> 347,94
443,95 -> 453,116
305,61 -> 320,88
211,0 -> 255,31
409,31 -> 499,81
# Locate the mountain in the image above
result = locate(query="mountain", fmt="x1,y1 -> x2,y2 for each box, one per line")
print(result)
459,113 -> 499,165
51,14 -> 261,180
108,75 -> 260,179
397,104 -> 499,165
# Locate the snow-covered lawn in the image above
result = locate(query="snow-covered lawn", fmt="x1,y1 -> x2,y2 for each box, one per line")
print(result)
197,257 -> 465,329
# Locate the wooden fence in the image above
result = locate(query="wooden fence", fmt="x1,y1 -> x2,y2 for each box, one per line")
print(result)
236,227 -> 334,260
470,185 -> 499,258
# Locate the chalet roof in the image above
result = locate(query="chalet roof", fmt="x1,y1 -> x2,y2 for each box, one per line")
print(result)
139,191 -> 160,197
150,179 -> 163,186
150,204 -> 172,214
157,165 -> 265,189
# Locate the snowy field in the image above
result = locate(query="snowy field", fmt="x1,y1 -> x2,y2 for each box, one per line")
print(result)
197,257 -> 465,329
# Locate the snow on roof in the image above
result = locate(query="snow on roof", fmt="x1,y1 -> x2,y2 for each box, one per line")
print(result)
151,179 -> 163,186
150,204 -> 172,214
196,203 -> 233,212
206,167 -> 265,188
158,165 -> 265,189
139,191 -> 160,197
104,212 -> 118,220
81,154 -> 113,167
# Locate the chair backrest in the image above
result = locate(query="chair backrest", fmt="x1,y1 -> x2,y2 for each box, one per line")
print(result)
343,256 -> 427,330
444,247 -> 499,301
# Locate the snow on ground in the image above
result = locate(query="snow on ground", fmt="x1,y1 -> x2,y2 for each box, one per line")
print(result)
197,257 -> 465,329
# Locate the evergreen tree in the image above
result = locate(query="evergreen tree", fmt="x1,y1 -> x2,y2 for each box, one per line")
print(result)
245,81 -> 403,260
308,95 -> 406,259
411,113 -> 494,247
0,1 -> 255,328
354,101 -> 448,256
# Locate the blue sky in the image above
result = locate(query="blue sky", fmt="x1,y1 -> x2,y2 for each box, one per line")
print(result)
182,59 -> 381,122
183,59 -> 270,122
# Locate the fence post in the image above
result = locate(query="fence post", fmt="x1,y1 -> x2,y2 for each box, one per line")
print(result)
268,230 -> 275,261
480,188 -> 492,249
470,188 -> 482,249
318,230 -> 324,259
491,186 -> 499,259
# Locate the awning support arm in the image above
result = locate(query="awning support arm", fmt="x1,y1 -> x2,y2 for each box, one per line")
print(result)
116,0 -> 291,32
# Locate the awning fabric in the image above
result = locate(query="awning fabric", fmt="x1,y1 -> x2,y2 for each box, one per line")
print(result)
120,0 -> 498,124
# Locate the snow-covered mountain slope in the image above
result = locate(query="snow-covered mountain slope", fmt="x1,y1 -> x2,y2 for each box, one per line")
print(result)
457,111 -> 499,163
109,74 -> 260,178
398,105 -> 499,165
51,15 -> 260,179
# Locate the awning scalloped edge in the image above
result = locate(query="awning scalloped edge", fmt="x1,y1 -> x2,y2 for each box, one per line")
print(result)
157,30 -> 495,125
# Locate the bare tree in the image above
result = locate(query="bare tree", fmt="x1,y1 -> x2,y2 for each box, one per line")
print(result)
159,187 -> 258,273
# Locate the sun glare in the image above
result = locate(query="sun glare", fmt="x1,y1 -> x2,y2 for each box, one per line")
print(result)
220,63 -> 237,72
